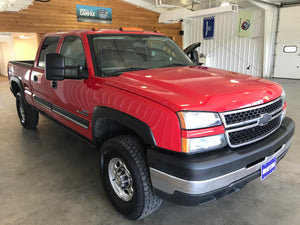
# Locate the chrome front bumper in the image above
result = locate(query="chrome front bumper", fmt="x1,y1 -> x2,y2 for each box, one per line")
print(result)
150,138 -> 292,195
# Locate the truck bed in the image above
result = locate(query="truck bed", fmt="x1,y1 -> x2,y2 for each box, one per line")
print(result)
9,60 -> 34,68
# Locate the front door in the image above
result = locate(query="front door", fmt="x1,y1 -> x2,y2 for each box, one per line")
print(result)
46,35 -> 92,134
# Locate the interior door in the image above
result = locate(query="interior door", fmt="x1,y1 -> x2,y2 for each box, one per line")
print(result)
274,6 -> 300,79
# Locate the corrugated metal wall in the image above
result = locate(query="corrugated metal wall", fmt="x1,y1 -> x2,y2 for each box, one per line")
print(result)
183,8 -> 264,77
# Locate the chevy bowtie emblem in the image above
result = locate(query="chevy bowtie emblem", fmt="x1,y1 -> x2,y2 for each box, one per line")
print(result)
258,114 -> 272,126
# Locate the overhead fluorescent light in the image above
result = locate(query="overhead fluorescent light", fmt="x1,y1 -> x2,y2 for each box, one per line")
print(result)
221,2 -> 230,7
0,0 -> 34,12
19,35 -> 30,39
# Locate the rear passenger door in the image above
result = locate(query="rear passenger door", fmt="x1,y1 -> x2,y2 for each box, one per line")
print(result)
31,36 -> 60,115
47,35 -> 91,132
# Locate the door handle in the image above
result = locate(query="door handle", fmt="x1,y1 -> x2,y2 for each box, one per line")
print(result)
51,81 -> 57,89
33,75 -> 38,82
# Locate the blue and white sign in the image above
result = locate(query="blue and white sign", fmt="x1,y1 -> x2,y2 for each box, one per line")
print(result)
261,157 -> 277,180
203,16 -> 215,39
76,5 -> 112,24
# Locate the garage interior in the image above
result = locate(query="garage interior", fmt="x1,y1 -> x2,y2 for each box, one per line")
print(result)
0,0 -> 300,224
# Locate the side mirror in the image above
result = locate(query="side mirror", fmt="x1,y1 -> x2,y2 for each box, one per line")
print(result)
45,53 -> 65,81
183,42 -> 201,54
189,50 -> 200,65
183,42 -> 201,65
77,65 -> 89,79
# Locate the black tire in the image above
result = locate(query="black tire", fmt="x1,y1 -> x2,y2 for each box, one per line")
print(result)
16,92 -> 39,129
99,135 -> 162,220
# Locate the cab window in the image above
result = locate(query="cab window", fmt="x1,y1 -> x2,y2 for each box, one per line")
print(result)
37,36 -> 60,68
60,36 -> 86,76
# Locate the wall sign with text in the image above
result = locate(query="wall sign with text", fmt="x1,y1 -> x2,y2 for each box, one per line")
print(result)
76,5 -> 112,24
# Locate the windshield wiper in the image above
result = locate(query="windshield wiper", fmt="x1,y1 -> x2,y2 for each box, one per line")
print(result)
128,67 -> 148,71
105,67 -> 149,76
160,63 -> 188,68
115,67 -> 148,73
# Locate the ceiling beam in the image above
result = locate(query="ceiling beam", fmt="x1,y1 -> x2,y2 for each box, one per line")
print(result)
159,4 -> 238,23
121,0 -> 168,14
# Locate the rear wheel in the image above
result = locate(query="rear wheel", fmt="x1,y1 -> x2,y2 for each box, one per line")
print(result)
99,135 -> 162,220
16,92 -> 39,129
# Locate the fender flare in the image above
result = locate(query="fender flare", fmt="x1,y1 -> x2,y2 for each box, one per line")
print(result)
10,76 -> 25,100
92,106 -> 157,146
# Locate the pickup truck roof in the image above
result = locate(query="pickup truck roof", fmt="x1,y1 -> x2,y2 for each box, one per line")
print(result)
43,28 -> 165,38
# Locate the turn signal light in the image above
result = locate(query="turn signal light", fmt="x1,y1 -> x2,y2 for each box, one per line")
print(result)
181,138 -> 190,153
181,134 -> 227,154
119,27 -> 144,32
92,27 -> 100,31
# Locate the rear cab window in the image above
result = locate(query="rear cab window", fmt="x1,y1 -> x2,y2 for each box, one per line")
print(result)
37,36 -> 60,68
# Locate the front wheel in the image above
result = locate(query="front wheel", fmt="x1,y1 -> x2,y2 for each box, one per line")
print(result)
16,92 -> 39,129
99,135 -> 162,220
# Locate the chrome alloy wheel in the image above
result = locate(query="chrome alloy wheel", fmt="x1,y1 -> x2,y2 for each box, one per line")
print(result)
108,158 -> 134,201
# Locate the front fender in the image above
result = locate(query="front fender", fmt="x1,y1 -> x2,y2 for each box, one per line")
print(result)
92,106 -> 156,146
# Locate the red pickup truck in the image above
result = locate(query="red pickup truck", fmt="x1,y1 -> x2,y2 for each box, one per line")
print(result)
8,28 -> 295,220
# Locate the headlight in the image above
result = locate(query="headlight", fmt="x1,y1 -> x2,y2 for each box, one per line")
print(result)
182,134 -> 227,153
177,111 -> 222,130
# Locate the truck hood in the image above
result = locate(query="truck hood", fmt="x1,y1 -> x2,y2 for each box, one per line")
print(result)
103,66 -> 282,112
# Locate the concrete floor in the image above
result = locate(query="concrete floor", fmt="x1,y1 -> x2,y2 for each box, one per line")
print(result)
0,75 -> 299,225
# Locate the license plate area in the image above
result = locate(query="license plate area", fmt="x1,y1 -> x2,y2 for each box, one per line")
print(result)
261,156 -> 277,180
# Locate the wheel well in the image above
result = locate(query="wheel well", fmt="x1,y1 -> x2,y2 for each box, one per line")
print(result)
11,81 -> 20,97
92,106 -> 156,149
93,118 -> 145,149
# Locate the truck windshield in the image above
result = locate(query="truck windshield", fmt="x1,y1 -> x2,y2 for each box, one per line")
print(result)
89,34 -> 194,77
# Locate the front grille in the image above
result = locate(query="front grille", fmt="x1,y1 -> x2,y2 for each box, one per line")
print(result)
224,98 -> 283,125
228,116 -> 281,146
220,97 -> 284,148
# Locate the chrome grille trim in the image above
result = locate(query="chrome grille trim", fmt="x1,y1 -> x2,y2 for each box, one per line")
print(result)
225,113 -> 283,148
220,97 -> 284,148
220,97 -> 284,129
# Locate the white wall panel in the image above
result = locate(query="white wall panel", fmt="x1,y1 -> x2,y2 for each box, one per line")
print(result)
183,8 -> 264,77
274,6 -> 300,79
